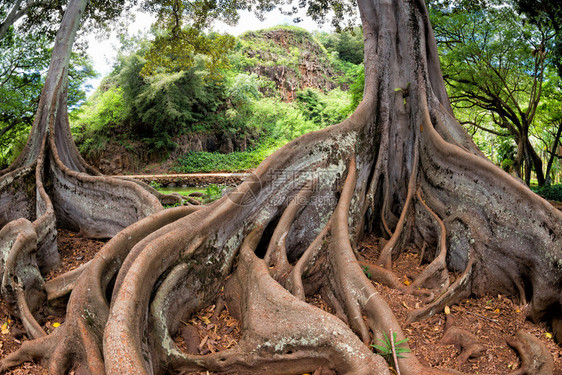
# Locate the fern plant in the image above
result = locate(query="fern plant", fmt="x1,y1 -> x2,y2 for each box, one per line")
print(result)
371,331 -> 410,368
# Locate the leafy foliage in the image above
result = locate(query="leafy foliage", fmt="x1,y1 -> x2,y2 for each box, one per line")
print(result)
0,28 -> 47,167
296,88 -> 327,124
0,0 -> 135,40
315,28 -> 364,64
71,86 -> 126,156
496,139 -> 516,170
429,1 -> 558,186
533,184 -> 562,201
371,331 -> 411,366
141,30 -> 235,78
0,25 -> 95,168
173,139 -> 282,172
347,64 -> 364,111
202,184 -> 224,203
515,0 -> 562,76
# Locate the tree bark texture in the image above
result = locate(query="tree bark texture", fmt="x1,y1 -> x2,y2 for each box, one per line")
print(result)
1,0 -> 560,374
0,0 -> 175,358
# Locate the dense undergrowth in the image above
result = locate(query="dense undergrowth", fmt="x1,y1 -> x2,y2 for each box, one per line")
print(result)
174,138 -> 281,172
533,184 -> 562,201
68,26 -> 363,173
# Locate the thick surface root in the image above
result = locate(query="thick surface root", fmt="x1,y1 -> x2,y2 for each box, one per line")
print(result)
2,0 -> 561,374
439,316 -> 484,365
0,206 -> 198,374
507,331 -> 554,375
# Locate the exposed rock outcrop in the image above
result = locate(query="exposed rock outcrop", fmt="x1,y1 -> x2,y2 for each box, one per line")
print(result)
240,27 -> 339,101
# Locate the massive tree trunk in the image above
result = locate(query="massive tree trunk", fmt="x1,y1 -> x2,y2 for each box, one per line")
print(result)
0,0 -> 179,354
1,0 -> 560,374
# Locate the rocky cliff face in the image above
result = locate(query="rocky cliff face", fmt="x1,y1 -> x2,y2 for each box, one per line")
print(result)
239,27 -> 339,101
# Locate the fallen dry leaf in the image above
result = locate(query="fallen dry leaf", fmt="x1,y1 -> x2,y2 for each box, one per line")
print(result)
199,335 -> 209,349
1,322 -> 9,335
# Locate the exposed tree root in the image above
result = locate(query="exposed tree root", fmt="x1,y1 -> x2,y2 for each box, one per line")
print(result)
507,331 -> 554,375
2,0 -> 562,373
0,218 -> 46,339
358,261 -> 435,301
409,190 -> 449,292
376,146 -> 419,270
440,315 -> 484,365
1,206 -> 198,374
166,227 -> 390,375
264,180 -> 316,282
407,255 -> 475,324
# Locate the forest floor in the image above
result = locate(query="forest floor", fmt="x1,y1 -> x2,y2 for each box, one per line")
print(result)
1,215 -> 562,374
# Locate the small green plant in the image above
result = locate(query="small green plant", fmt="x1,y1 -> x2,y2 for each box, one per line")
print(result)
163,201 -> 184,209
371,331 -> 410,367
501,158 -> 514,172
202,184 -> 223,203
394,82 -> 410,106
362,266 -> 372,279
149,180 -> 161,189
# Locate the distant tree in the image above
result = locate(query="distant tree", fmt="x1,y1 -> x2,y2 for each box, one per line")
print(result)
315,28 -> 364,64
530,76 -> 562,184
335,30 -> 363,64
515,0 -> 562,185
430,2 -> 555,186
515,0 -> 562,75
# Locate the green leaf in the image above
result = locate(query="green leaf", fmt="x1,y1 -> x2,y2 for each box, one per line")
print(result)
395,347 -> 411,353
371,344 -> 389,352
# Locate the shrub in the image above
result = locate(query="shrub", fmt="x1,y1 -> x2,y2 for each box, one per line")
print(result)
296,89 -> 327,125
71,86 -> 126,155
501,158 -> 514,172
173,139 -> 282,173
534,184 -> 562,202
